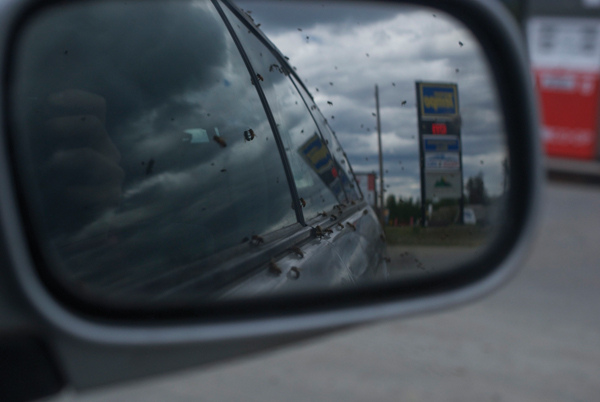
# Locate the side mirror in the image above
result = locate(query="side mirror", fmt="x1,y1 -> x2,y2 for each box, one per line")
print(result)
0,0 -> 540,400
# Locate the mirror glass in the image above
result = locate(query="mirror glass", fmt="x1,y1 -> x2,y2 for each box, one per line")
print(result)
9,0 -> 509,306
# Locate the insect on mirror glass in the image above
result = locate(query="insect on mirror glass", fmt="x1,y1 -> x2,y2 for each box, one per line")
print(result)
8,0 -> 509,311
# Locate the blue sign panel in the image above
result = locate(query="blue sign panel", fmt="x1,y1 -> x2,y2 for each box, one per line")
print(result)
423,137 -> 460,152
300,134 -> 334,174
299,134 -> 344,199
419,83 -> 458,118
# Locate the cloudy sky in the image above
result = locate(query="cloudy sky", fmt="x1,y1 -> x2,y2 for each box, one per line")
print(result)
237,0 -> 509,200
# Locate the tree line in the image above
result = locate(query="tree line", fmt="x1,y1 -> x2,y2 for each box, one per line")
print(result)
384,173 -> 489,225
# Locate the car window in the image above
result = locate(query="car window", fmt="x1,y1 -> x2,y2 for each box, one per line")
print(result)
290,77 -> 361,202
10,0 -> 297,298
221,3 -> 343,220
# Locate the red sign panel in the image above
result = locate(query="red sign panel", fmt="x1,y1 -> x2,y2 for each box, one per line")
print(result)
354,173 -> 377,207
367,174 -> 375,191
528,17 -> 600,160
431,123 -> 447,135
535,69 -> 599,159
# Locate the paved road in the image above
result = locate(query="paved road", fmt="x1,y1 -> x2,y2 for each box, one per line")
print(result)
57,183 -> 600,402
387,245 -> 480,274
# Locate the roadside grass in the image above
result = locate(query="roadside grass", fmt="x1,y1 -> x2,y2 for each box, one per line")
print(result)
383,225 -> 488,247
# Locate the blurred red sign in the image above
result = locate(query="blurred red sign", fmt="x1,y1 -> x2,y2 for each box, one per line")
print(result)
368,174 -> 375,191
431,123 -> 447,135
535,69 -> 599,159
528,17 -> 600,160
354,172 -> 377,207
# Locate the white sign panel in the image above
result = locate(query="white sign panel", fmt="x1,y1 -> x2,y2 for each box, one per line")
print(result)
528,17 -> 600,71
425,172 -> 462,200
424,152 -> 460,171
354,173 -> 377,207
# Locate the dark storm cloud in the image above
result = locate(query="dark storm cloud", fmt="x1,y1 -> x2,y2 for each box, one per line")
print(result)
15,1 -> 228,130
235,0 -> 413,35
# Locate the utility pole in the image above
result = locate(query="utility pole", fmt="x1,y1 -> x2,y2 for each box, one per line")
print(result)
375,85 -> 384,225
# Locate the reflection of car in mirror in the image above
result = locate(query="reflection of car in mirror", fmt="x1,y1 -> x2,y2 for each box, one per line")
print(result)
10,0 -> 386,306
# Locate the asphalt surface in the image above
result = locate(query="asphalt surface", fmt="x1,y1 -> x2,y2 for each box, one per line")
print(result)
56,182 -> 600,402
387,245 -> 481,275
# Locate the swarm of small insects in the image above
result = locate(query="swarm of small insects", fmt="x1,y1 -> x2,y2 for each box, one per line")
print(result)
323,228 -> 333,235
288,246 -> 304,258
314,225 -> 324,239
288,267 -> 300,280
213,135 -> 227,148
299,198 -> 306,207
337,223 -> 345,230
268,259 -> 282,276
363,209 -> 368,215
256,74 -> 264,81
320,211 -> 328,217
330,214 -> 337,221
244,129 -> 257,141
250,234 -> 264,246
347,222 -> 356,231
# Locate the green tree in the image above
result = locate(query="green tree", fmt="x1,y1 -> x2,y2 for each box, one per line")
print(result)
385,194 -> 397,211
386,195 -> 420,225
465,173 -> 488,204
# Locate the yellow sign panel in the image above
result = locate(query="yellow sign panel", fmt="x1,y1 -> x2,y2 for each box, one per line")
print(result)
418,83 -> 459,118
